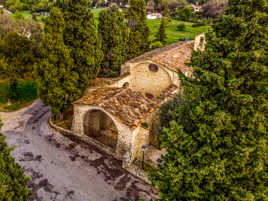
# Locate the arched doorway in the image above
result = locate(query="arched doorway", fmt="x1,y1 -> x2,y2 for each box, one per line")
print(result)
84,109 -> 118,150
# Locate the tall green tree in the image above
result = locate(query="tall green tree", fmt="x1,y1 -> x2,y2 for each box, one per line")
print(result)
0,118 -> 31,201
150,0 -> 268,200
57,0 -> 103,90
98,5 -> 129,77
35,7 -> 79,115
127,0 -> 150,59
155,18 -> 167,44
163,0 -> 170,19
0,32 -> 35,100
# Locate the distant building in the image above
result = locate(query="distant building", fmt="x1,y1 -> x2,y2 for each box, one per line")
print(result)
146,13 -> 162,20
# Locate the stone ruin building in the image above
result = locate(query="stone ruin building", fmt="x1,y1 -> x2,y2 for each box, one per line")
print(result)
71,34 -> 205,180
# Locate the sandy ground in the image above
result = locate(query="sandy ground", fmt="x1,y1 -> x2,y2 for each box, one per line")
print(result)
0,100 -> 158,201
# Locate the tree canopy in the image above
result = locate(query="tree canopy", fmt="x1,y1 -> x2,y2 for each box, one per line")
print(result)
127,0 -> 150,59
0,118 -> 31,201
98,5 -> 129,77
35,7 -> 80,115
57,0 -> 103,90
150,0 -> 268,200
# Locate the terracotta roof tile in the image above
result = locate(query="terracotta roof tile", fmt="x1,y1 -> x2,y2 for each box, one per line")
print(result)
128,41 -> 194,74
73,85 -> 178,129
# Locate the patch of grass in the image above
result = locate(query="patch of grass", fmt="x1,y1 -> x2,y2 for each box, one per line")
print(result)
11,10 -> 33,20
11,10 -> 44,22
92,8 -> 210,45
147,19 -> 210,45
0,80 -> 38,112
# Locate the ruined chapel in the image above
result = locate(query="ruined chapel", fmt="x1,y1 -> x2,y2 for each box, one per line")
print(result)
71,34 -> 205,178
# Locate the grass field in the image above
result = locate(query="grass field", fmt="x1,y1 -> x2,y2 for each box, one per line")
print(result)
11,8 -> 209,46
11,10 -> 44,21
147,19 -> 210,45
0,81 -> 38,112
92,8 -> 210,45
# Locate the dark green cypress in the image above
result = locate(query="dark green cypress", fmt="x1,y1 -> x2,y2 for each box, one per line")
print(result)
155,18 -> 167,44
0,118 -> 31,201
150,0 -> 268,200
98,5 -> 129,77
35,7 -> 80,115
127,0 -> 150,59
57,0 -> 103,90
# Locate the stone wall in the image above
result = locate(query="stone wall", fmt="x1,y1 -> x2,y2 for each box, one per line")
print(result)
194,33 -> 206,51
72,104 -> 134,161
120,60 -> 180,96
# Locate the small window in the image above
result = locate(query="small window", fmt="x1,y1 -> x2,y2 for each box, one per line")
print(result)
149,64 -> 159,72
123,82 -> 129,88
145,93 -> 154,99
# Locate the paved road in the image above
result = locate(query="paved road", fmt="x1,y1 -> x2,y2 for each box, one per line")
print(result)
0,100 -> 157,201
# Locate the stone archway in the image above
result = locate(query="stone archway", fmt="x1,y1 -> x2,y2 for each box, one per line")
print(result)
83,109 -> 118,150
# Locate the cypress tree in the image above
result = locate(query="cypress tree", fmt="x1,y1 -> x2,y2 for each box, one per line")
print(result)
163,0 -> 170,20
35,7 -> 80,115
150,0 -> 268,200
0,118 -> 31,201
127,0 -> 150,59
155,18 -> 167,44
57,0 -> 103,90
98,5 -> 129,77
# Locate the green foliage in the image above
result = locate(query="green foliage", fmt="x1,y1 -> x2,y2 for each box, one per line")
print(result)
150,0 -> 268,200
0,81 -> 37,104
36,7 -> 80,114
0,32 -> 35,100
163,0 -> 170,19
155,18 -> 167,44
0,118 -> 31,201
151,41 -> 163,49
177,6 -> 192,21
57,0 -> 103,90
98,6 -> 129,77
127,0 -> 150,59
176,22 -> 186,31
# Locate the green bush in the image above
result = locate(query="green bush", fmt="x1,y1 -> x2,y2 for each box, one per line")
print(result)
0,119 -> 31,201
177,6 -> 192,22
151,41 -> 163,50
0,81 -> 38,103
177,23 -> 186,31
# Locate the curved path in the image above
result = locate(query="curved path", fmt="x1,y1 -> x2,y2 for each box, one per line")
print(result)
0,100 -> 157,201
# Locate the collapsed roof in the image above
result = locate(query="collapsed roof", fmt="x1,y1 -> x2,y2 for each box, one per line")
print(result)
73,85 -> 178,129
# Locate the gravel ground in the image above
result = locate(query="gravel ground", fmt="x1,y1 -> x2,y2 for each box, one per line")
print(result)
0,100 -> 158,201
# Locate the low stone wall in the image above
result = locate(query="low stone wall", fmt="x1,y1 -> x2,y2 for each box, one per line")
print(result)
49,117 -> 119,159
49,117 -> 152,184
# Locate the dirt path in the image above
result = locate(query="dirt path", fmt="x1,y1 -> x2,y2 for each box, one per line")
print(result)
0,100 -> 158,201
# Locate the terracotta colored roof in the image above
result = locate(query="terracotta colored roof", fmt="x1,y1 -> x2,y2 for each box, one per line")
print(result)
87,74 -> 129,88
128,41 -> 194,73
73,85 -> 178,128
151,41 -> 194,73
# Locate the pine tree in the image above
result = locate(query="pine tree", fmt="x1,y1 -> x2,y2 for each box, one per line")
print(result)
35,7 -> 80,115
150,0 -> 268,200
155,18 -> 167,44
57,0 -> 103,90
127,0 -> 150,59
98,5 -> 129,77
0,118 -> 31,201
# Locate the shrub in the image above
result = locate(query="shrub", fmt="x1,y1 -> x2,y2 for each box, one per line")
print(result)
151,41 -> 163,50
177,23 -> 186,31
177,6 -> 192,21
